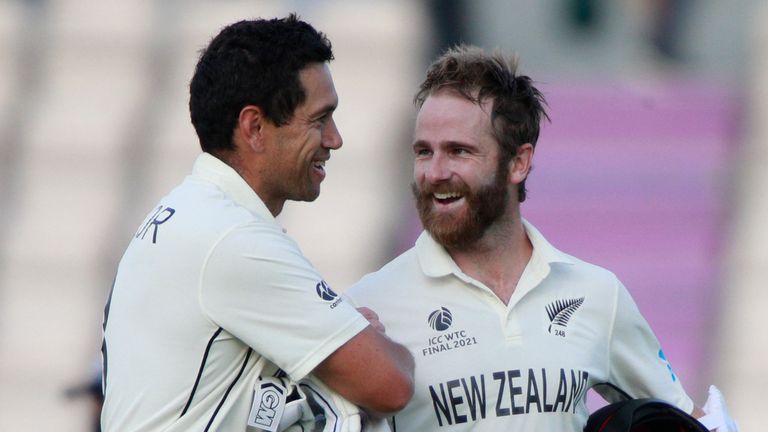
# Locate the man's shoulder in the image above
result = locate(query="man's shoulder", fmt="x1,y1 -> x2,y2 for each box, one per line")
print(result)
561,252 -> 617,276
548,250 -> 622,293
525,220 -> 621,289
126,176 -> 281,259
167,176 -> 275,230
346,247 -> 420,298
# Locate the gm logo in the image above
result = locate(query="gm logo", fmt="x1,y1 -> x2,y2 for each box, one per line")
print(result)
428,307 -> 453,331
248,381 -> 287,431
315,280 -> 338,302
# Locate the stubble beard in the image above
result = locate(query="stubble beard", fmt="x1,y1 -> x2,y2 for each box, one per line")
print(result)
412,164 -> 510,250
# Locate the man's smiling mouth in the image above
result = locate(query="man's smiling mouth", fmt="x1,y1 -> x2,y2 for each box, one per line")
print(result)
433,192 -> 463,205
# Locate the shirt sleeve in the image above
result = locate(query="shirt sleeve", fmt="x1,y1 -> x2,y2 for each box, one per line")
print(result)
198,222 -> 369,381
597,278 -> 695,414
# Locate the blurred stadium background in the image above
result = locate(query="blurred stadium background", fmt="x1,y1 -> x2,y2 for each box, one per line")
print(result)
0,0 -> 765,430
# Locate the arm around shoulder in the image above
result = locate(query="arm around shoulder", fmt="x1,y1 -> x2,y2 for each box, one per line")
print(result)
312,324 -> 415,417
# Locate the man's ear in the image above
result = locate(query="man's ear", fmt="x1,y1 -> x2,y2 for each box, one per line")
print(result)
234,105 -> 267,153
509,143 -> 534,185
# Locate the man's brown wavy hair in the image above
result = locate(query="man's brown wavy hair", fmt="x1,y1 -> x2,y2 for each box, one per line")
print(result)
414,45 -> 549,202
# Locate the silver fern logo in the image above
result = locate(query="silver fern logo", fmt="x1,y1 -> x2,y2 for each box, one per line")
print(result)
545,297 -> 584,337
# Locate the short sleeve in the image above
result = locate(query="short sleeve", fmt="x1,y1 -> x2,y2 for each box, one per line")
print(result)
199,222 -> 368,381
598,279 -> 695,414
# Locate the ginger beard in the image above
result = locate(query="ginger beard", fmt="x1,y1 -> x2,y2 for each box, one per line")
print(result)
412,157 -> 511,250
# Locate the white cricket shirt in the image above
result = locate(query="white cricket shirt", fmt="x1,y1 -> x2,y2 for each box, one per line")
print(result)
101,153 -> 369,431
345,220 -> 694,431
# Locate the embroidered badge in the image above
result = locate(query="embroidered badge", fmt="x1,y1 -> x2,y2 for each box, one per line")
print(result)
545,297 -> 584,337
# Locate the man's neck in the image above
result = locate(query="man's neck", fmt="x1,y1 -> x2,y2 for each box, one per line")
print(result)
446,215 -> 532,305
221,150 -> 285,217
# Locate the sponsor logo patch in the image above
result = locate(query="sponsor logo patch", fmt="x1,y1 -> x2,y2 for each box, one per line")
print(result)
315,280 -> 337,301
315,280 -> 342,309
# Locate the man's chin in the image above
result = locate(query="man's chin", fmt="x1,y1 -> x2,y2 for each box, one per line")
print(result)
292,189 -> 321,203
427,229 -> 476,250
423,219 -> 480,249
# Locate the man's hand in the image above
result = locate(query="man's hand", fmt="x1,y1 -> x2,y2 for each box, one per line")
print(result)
312,305 -> 414,416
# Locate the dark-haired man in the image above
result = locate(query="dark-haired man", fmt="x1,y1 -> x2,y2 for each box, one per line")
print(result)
101,15 -> 413,431
345,45 -> 736,431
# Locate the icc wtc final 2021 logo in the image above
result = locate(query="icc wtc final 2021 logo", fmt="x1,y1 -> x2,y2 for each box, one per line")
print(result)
428,307 -> 453,331
423,307 -> 478,356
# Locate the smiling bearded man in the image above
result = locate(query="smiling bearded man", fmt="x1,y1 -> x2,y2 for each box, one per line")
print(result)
411,145 -> 511,249
342,45 -> 732,432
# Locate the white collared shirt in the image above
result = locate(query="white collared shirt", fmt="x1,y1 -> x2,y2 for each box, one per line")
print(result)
102,153 -> 368,431
346,220 -> 694,431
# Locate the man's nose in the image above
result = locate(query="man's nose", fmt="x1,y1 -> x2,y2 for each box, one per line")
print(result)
323,119 -> 342,149
423,153 -> 451,183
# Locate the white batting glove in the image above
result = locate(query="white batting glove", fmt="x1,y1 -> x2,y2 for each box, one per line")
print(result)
698,385 -> 739,432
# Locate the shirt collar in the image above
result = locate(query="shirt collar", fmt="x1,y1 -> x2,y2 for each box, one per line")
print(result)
522,219 -> 575,267
191,152 -> 283,230
415,218 -> 574,278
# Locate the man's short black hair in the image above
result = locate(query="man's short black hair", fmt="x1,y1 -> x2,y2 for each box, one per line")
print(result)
189,14 -> 334,154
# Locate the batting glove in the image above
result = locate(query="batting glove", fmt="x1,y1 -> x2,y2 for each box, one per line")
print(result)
698,385 -> 739,432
